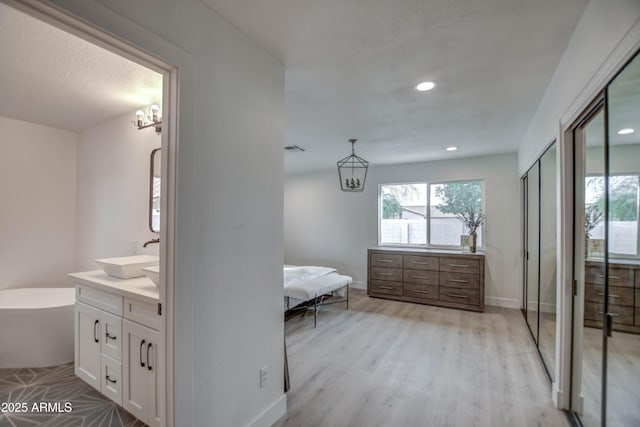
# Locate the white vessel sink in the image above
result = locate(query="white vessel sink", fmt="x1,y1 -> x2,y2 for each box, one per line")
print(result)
142,265 -> 160,288
95,255 -> 159,279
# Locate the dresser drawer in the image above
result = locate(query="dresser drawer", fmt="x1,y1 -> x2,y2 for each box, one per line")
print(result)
403,269 -> 438,285
370,253 -> 402,268
403,284 -> 437,300
585,265 -> 633,287
585,284 -> 633,306
370,267 -> 403,282
439,257 -> 480,275
584,302 -> 634,325
403,255 -> 438,271
370,280 -> 402,296
439,287 -> 479,305
439,271 -> 479,289
76,285 -> 123,316
637,289 -> 640,308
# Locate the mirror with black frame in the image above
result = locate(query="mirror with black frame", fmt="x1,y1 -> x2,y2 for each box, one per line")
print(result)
150,148 -> 161,233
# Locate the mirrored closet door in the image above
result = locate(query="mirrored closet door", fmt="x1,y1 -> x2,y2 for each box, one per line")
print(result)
522,141 -> 558,380
571,50 -> 640,427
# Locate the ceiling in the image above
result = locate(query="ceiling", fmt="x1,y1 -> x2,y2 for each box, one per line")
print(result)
204,0 -> 590,173
0,3 -> 162,133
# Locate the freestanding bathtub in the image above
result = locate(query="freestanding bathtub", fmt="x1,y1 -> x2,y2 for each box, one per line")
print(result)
0,287 -> 75,368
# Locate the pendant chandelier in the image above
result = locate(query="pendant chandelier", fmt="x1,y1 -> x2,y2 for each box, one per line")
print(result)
337,138 -> 369,192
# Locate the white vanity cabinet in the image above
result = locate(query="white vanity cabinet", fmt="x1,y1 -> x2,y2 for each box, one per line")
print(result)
71,272 -> 162,426
123,318 -> 161,427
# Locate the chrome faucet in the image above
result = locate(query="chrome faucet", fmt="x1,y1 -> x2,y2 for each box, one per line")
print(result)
143,238 -> 160,248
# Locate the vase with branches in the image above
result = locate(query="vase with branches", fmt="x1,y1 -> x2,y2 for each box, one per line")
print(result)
456,207 -> 486,252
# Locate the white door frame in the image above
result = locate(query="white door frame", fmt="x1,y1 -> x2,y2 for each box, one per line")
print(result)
2,1 -> 189,425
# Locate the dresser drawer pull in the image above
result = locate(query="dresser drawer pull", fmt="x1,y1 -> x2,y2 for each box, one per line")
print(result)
597,293 -> 620,298
597,311 -> 619,317
377,272 -> 394,276
449,264 -> 469,268
448,279 -> 469,283
595,274 -> 620,279
411,290 -> 431,294
411,275 -> 431,280
377,285 -> 394,290
411,261 -> 430,265
448,294 -> 469,299
378,259 -> 395,263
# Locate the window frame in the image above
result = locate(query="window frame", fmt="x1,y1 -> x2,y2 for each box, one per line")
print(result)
584,172 -> 640,259
378,179 -> 486,250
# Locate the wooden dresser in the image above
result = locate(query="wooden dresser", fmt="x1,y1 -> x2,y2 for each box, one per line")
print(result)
367,248 -> 485,312
584,259 -> 640,334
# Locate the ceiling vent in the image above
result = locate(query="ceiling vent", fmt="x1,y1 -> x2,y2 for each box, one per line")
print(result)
284,145 -> 306,152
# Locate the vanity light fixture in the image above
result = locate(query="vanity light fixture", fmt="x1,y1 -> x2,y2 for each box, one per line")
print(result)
618,128 -> 635,135
446,146 -> 458,151
337,138 -> 369,192
416,81 -> 436,91
133,104 -> 162,133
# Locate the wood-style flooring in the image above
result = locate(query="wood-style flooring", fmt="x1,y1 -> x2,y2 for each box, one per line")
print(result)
276,289 -> 568,427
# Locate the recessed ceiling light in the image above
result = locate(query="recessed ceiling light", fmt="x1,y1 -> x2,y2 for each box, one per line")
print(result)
618,128 -> 635,135
446,146 -> 458,151
416,81 -> 436,91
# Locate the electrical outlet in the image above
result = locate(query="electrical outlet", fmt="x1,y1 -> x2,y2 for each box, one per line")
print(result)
129,241 -> 138,254
260,365 -> 269,388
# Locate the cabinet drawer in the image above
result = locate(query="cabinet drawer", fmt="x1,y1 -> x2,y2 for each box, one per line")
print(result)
370,253 -> 402,268
637,289 -> 640,308
403,255 -> 438,271
370,267 -> 402,282
370,280 -> 402,296
439,272 -> 479,289
124,297 -> 161,331
439,257 -> 480,274
439,287 -> 480,306
585,284 -> 633,306
585,265 -> 633,287
584,302 -> 634,325
101,354 -> 123,406
101,312 -> 122,362
403,269 -> 438,285
76,285 -> 123,316
403,284 -> 437,300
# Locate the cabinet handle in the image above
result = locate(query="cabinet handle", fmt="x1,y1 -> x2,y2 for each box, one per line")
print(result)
411,289 -> 431,294
377,272 -> 393,276
411,275 -> 431,280
411,262 -> 430,265
448,294 -> 469,299
377,286 -> 394,290
93,320 -> 99,343
105,375 -> 117,384
377,259 -> 395,263
597,311 -> 619,317
147,342 -> 153,371
105,332 -> 117,340
448,279 -> 469,283
140,339 -> 146,367
597,293 -> 620,298
596,274 -> 620,279
449,264 -> 469,268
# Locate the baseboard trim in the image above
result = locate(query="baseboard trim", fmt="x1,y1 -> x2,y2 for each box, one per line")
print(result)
552,382 -> 563,408
485,296 -> 520,309
244,394 -> 287,427
350,280 -> 366,290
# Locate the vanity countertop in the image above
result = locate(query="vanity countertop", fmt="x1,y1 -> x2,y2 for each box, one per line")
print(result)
69,270 -> 159,303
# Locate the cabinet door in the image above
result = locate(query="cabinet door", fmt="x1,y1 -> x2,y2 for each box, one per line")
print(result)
123,319 -> 160,425
74,302 -> 101,390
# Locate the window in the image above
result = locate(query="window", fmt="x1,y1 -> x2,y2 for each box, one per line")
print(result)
585,174 -> 639,256
379,180 -> 484,247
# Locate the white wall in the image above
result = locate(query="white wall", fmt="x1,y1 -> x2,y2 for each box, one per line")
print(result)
284,153 -> 521,307
75,110 -> 160,270
0,116 -> 77,290
45,1 -> 286,426
518,0 -> 640,173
